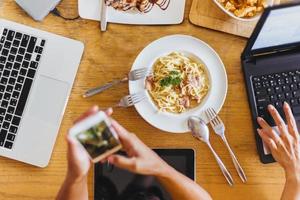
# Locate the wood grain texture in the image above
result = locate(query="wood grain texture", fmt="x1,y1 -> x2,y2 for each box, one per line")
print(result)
0,0 -> 285,200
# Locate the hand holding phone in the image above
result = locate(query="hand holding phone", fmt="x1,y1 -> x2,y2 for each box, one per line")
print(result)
69,111 -> 122,163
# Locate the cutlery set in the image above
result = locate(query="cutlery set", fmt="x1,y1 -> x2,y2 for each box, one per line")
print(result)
189,108 -> 247,186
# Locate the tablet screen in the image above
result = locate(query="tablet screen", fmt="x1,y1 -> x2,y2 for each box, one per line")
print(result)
252,5 -> 300,50
94,149 -> 195,200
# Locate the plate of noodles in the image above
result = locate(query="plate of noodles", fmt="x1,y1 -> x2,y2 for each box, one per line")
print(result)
129,35 -> 227,133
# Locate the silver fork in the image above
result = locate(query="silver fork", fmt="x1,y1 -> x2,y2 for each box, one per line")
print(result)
83,68 -> 149,98
205,108 -> 247,183
115,91 -> 146,108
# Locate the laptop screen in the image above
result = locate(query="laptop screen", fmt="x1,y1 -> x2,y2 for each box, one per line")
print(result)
252,5 -> 300,51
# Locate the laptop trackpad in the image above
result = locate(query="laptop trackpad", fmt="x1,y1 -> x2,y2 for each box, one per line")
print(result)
26,75 -> 69,126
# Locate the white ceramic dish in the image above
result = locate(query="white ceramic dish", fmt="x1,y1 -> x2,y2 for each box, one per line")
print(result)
213,0 -> 274,22
129,35 -> 228,133
78,0 -> 186,25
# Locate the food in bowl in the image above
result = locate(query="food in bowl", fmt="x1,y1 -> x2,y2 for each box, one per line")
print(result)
145,52 -> 210,114
105,0 -> 171,13
218,0 -> 267,18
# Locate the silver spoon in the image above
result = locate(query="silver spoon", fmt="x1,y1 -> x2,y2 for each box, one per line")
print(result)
188,116 -> 234,186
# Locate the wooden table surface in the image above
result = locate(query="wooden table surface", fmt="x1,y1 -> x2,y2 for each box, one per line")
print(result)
0,0 -> 286,199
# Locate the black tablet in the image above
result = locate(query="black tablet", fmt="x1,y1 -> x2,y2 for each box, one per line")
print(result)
94,149 -> 195,200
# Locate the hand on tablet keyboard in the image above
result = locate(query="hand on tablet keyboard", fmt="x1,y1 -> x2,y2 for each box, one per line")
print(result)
257,102 -> 300,200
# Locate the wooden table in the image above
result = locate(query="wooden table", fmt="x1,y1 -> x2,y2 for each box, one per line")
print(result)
0,0 -> 286,199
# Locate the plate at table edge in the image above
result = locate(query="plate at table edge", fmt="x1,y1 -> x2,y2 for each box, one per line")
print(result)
129,34 -> 228,133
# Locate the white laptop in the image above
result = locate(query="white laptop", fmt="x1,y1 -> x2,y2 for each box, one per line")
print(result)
0,19 -> 84,167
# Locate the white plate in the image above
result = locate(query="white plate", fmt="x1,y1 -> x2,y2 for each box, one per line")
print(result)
78,0 -> 185,25
129,35 -> 228,133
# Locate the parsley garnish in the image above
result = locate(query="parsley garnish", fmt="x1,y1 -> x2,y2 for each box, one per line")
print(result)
160,71 -> 182,87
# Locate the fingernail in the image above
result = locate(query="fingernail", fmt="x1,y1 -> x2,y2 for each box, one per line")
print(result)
257,128 -> 261,133
257,117 -> 262,122
268,104 -> 275,110
283,101 -> 289,107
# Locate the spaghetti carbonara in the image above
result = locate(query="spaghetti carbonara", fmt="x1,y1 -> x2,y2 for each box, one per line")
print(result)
145,52 -> 210,113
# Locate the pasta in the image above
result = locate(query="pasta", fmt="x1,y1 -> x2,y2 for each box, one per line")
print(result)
145,52 -> 210,113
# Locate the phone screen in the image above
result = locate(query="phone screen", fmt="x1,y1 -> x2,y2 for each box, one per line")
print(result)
76,121 -> 120,159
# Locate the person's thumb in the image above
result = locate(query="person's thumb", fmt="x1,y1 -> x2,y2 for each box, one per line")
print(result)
108,155 -> 136,172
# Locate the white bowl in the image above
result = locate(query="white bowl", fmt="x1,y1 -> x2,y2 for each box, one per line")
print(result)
213,0 -> 274,22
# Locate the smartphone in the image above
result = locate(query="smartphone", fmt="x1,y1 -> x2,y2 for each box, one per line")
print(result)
69,111 -> 122,163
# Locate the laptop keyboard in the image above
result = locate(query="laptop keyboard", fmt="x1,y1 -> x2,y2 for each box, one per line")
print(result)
252,70 -> 300,126
0,28 -> 45,150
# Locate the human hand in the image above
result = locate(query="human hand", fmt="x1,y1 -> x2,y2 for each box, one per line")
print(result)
107,121 -> 171,177
66,106 -> 113,183
257,102 -> 300,180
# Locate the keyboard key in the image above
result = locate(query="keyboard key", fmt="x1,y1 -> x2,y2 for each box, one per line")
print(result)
12,116 -> 21,126
21,34 -> 30,47
15,32 -> 22,40
11,70 -> 18,78
0,85 -> 5,92
3,70 -> 10,77
15,78 -> 32,116
8,55 -> 15,62
0,116 -> 3,123
10,47 -> 17,55
21,61 -> 29,68
0,77 -> 8,84
7,106 -> 15,115
24,53 -> 31,61
27,37 -> 37,53
41,40 -> 45,46
3,29 -> 8,36
10,99 -> 17,107
6,62 -> 12,69
36,54 -> 40,62
292,105 -> 300,115
293,90 -> 300,98
2,49 -> 8,56
38,47 -> 43,54
285,92 -> 292,99
6,85 -> 13,93
3,121 -> 9,129
275,86 -> 282,93
20,68 -> 26,76
0,56 -> 6,64
12,91 -> 19,99
5,114 -> 12,122
30,61 -> 38,69
8,77 -> 16,85
278,93 -> 285,101
15,83 -> 22,91
0,36 -> 4,43
7,30 -> 15,41
18,47 -> 25,55
27,69 -> 35,78
0,130 -> 7,146
13,62 -> 20,70
1,100 -> 8,108
9,125 -> 17,134
15,55 -> 23,62
17,76 -> 24,84
4,41 -> 11,49
4,93 -> 11,101
4,141 -> 13,149
255,89 -> 267,97
0,108 -> 5,115
12,40 -> 20,47
282,85 -> 290,92
6,134 -> 15,141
